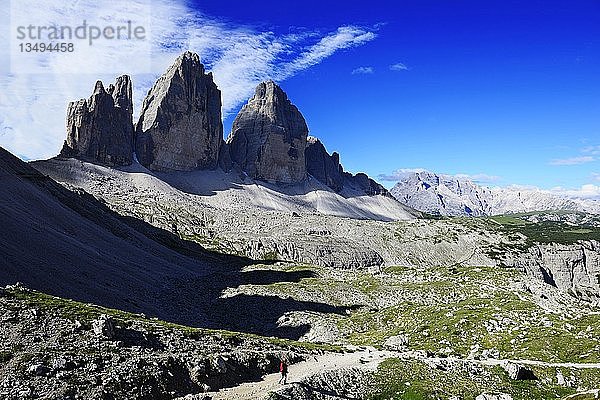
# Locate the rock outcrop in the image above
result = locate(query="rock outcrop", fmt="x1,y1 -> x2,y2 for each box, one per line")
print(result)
305,136 -> 389,196
390,171 -> 494,216
60,76 -> 134,166
305,136 -> 344,192
135,51 -> 223,171
227,81 -> 308,183
346,172 -> 389,196
506,240 -> 600,304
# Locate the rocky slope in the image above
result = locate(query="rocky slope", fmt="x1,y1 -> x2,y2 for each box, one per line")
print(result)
503,241 -> 600,304
60,76 -> 134,166
391,171 -> 600,216
0,145 -> 247,326
32,158 -> 417,261
0,285 -> 319,400
31,157 -> 600,309
227,81 -> 308,184
135,51 -> 223,171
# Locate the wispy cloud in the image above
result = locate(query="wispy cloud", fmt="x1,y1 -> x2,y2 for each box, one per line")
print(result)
351,66 -> 374,75
583,145 -> 600,155
390,62 -> 409,71
549,156 -> 595,166
592,172 -> 600,182
0,1 -> 378,160
279,26 -> 376,78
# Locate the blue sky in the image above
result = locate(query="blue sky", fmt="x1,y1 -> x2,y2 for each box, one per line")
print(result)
200,0 -> 600,192
1,0 -> 599,196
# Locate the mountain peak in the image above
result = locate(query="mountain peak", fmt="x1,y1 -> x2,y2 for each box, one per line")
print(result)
135,51 -> 222,171
391,170 -> 600,216
227,81 -> 308,183
60,75 -> 134,167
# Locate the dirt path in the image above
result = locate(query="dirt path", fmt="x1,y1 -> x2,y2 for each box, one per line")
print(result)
206,349 -> 600,400
402,353 -> 600,370
207,347 -> 392,400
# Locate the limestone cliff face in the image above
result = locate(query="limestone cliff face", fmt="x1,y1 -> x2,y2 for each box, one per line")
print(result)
305,136 -> 389,196
61,76 -> 134,166
227,81 -> 308,184
305,137 -> 345,192
506,241 -> 600,304
135,51 -> 223,171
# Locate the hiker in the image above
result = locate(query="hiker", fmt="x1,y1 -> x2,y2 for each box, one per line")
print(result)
278,358 -> 288,384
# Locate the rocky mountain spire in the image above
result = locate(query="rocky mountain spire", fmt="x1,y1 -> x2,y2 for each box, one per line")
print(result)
60,75 -> 134,166
227,81 -> 308,184
305,136 -> 345,192
305,136 -> 389,196
135,51 -> 223,171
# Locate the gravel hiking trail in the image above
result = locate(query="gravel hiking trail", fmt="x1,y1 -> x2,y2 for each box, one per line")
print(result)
206,348 -> 600,400
208,347 -> 391,400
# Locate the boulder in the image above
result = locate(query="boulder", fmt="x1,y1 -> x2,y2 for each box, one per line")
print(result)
135,51 -> 223,171
475,394 -> 513,400
210,355 -> 227,374
501,361 -> 536,380
227,81 -> 308,183
383,334 -> 409,350
61,76 -> 134,166
27,363 -> 51,376
92,314 -> 116,340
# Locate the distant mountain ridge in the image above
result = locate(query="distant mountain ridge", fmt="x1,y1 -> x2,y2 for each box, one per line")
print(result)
390,170 -> 600,216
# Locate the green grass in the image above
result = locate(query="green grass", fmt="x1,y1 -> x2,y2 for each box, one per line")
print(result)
343,293 -> 600,363
335,265 -> 600,363
369,358 -> 579,400
487,215 -> 600,246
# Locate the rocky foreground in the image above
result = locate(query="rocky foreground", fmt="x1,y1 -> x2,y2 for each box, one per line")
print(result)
0,284 -> 320,400
2,283 -> 600,400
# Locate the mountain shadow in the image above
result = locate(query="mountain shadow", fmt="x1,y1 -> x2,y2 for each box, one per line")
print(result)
1,146 -> 355,340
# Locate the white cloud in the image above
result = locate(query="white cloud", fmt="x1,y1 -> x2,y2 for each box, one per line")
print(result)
378,168 -> 428,181
592,172 -> 600,182
378,168 -> 499,184
278,26 -> 376,78
351,66 -> 374,75
390,62 -> 409,71
550,184 -> 600,200
0,0 -> 377,160
549,156 -> 595,166
454,173 -> 501,183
